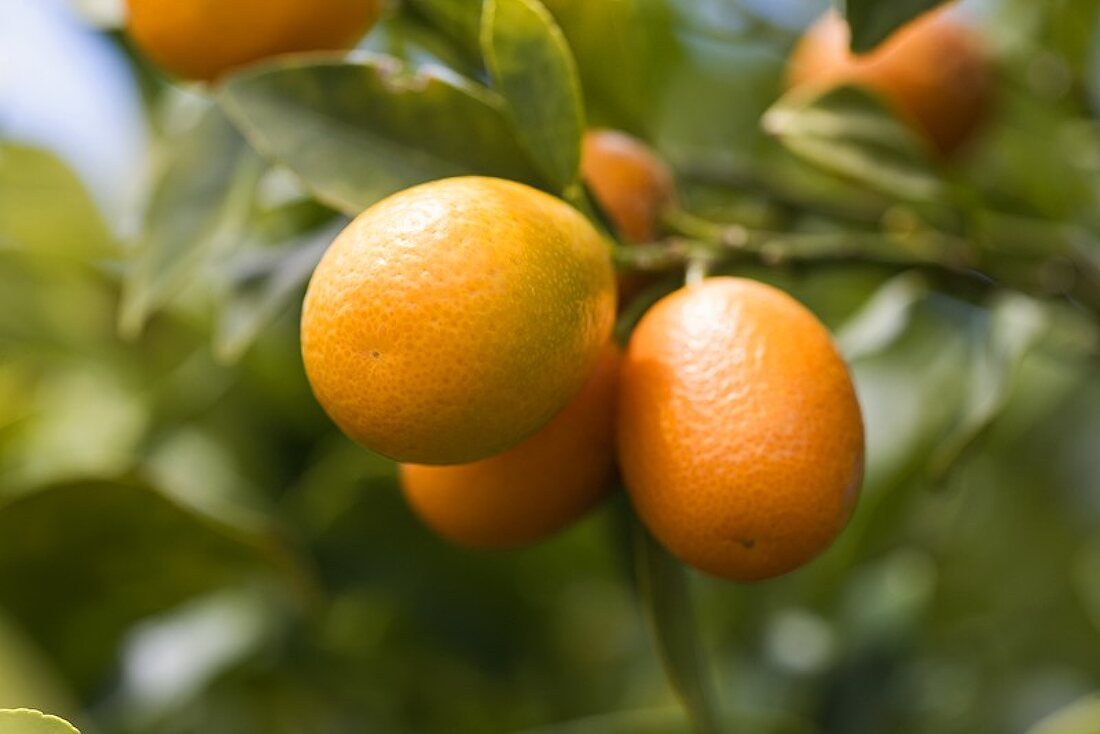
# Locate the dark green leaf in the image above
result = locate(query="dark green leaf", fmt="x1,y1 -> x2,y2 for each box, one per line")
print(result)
405,0 -> 483,58
1074,542 -> 1100,646
0,709 -> 80,734
481,0 -> 585,191
633,521 -> 722,734
218,54 -> 546,216
0,478 -> 304,692
843,0 -> 949,53
119,105 -> 262,338
0,144 -> 116,262
764,85 -> 944,203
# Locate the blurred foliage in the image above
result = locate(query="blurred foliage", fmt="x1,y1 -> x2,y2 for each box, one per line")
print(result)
2,0 -> 1100,733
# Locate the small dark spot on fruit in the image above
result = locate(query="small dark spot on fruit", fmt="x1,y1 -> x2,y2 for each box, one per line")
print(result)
739,538 -> 755,549
372,351 -> 381,358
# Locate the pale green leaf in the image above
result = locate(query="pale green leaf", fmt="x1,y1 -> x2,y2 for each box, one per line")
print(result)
0,144 -> 116,262
763,85 -> 943,203
0,709 -> 79,734
0,613 -> 75,718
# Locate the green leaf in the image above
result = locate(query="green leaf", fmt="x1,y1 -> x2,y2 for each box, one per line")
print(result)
0,613 -> 75,717
633,521 -> 722,734
1026,694 -> 1100,734
0,144 -> 116,262
514,705 -> 812,734
215,219 -> 342,363
218,54 -> 546,217
0,710 -> 79,734
843,0 -> 949,53
119,105 -> 262,338
0,256 -> 116,358
546,0 -> 677,136
837,272 -> 930,361
763,85 -> 944,203
846,294 -> 973,495
405,0 -> 483,58
361,10 -> 479,76
0,478 -> 304,693
0,367 -> 147,490
927,293 -> 1048,479
481,0 -> 585,192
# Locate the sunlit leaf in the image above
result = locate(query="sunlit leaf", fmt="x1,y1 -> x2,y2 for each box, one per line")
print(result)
763,85 -> 943,203
0,143 -> 116,262
0,368 -> 147,490
218,54 -> 545,217
0,709 -> 80,734
482,0 -> 585,191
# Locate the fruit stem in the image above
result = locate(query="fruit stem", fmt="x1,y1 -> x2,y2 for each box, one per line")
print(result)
647,206 -> 1100,326
675,161 -> 890,226
616,228 -> 973,273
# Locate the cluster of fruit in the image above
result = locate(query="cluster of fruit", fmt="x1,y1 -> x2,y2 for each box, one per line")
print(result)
124,0 -> 992,581
300,160 -> 864,583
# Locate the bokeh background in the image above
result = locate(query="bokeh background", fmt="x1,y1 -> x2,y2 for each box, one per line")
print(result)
3,0 -> 1100,732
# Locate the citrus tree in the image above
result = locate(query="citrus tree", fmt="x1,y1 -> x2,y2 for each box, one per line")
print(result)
2,0 -> 1100,732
